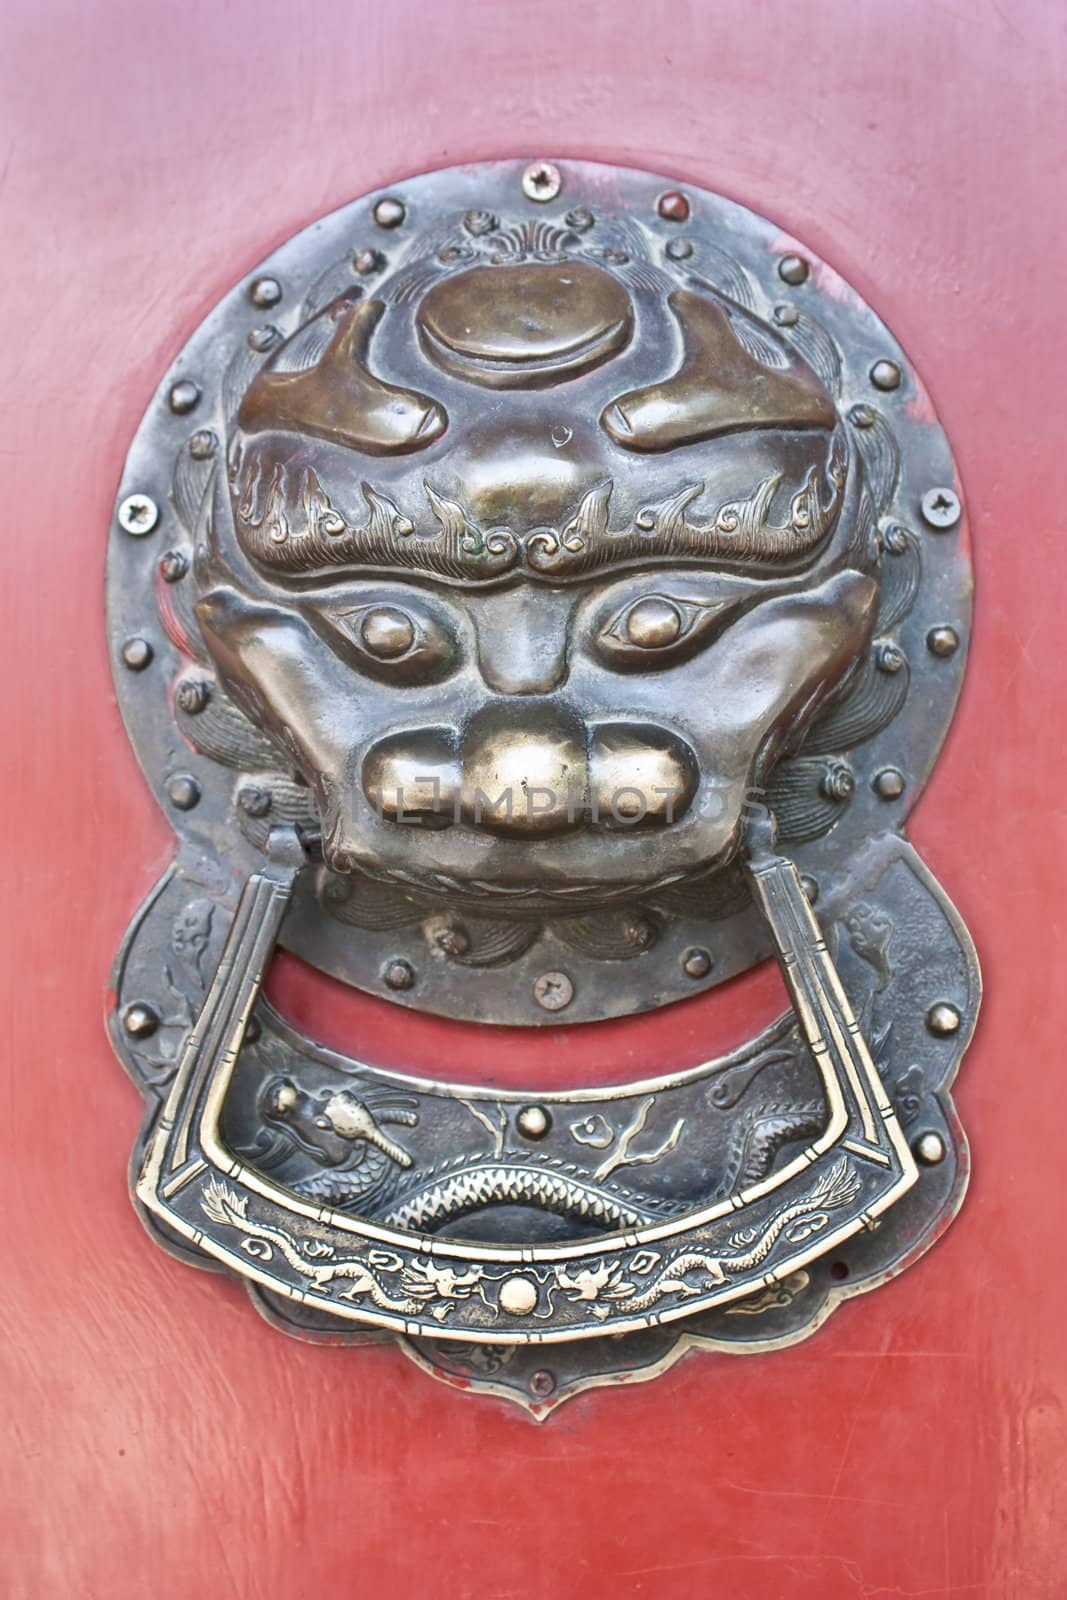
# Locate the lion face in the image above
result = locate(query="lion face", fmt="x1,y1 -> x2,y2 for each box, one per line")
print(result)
192,215 -> 879,910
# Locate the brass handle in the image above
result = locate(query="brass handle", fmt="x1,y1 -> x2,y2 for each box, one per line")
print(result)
137,824 -> 915,1343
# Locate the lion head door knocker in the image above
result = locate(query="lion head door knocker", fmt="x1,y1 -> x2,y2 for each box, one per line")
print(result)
108,160 -> 978,1411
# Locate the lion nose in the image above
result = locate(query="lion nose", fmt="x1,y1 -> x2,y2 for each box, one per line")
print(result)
588,723 -> 698,828
362,727 -> 459,825
458,703 -> 587,836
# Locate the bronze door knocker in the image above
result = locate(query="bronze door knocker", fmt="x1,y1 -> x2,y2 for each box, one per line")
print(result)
108,160 -> 978,1410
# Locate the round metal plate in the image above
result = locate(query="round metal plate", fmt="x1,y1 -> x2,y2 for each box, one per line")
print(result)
107,158 -> 971,1025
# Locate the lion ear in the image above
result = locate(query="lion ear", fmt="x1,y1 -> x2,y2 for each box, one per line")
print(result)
601,290 -> 836,453
237,298 -> 447,456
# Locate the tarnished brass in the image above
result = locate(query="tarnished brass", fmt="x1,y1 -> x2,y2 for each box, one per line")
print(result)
107,160 -> 978,1410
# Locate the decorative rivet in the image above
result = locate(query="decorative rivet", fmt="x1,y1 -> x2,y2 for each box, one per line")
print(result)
849,403 -> 876,429
778,254 -> 810,285
248,325 -> 281,353
118,494 -> 159,537
926,1001 -> 961,1036
243,1014 -> 262,1044
249,276 -> 282,308
773,303 -> 800,327
123,1002 -> 159,1039
657,190 -> 690,223
168,380 -> 200,415
681,947 -> 712,980
188,429 -> 216,460
927,625 -> 960,658
167,773 -> 201,811
623,916 -> 657,950
921,487 -> 962,530
516,1105 -> 551,1140
873,767 -> 905,800
533,970 -> 574,1011
383,958 -> 416,992
522,161 -> 562,204
431,920 -> 471,959
121,637 -> 153,671
914,1130 -> 946,1166
870,359 -> 902,392
800,875 -> 820,905
463,209 -> 499,237
237,786 -> 272,818
373,196 -> 406,229
499,1276 -> 539,1316
666,238 -> 694,261
528,1369 -> 556,1399
352,247 -> 384,275
876,641 -> 906,675
821,761 -> 855,801
159,550 -> 188,583
175,679 -> 211,715
564,206 -> 594,233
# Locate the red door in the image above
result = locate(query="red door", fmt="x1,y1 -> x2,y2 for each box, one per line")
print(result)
4,3 -> 1066,1596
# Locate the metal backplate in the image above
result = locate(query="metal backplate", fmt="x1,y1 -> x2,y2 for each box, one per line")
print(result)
107,158 -> 971,1028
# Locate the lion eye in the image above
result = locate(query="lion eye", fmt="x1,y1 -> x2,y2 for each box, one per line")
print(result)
598,592 -> 737,672
619,596 -> 686,648
357,606 -> 416,659
311,598 -> 458,684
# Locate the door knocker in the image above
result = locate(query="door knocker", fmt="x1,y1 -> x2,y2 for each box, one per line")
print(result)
108,160 -> 979,1411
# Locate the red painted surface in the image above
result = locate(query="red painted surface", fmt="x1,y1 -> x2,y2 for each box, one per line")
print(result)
3,2 -> 1066,1595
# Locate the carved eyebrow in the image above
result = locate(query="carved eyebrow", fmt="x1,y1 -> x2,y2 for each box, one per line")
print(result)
231,435 -> 848,587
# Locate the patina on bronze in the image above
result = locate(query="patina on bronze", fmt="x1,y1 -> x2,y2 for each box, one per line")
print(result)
107,160 -> 978,1411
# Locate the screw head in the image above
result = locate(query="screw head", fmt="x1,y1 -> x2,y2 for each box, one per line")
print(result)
926,1001 -> 961,1036
123,1002 -> 159,1039
914,1131 -> 947,1166
681,946 -> 712,980
118,494 -> 159,537
533,970 -> 574,1011
870,359 -> 902,392
168,379 -> 200,414
522,161 -> 562,204
657,190 -> 690,223
121,636 -> 153,671
873,767 -> 905,801
800,875 -> 820,905
773,303 -> 800,327
166,773 -> 201,811
778,254 -> 810,286
849,403 -> 876,429
248,276 -> 282,308
921,487 -> 961,530
373,196 -> 406,229
528,1369 -> 556,1399
927,625 -> 960,658
516,1105 -> 551,1140
352,247 -> 384,275
383,958 -> 416,992
159,550 -> 188,583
